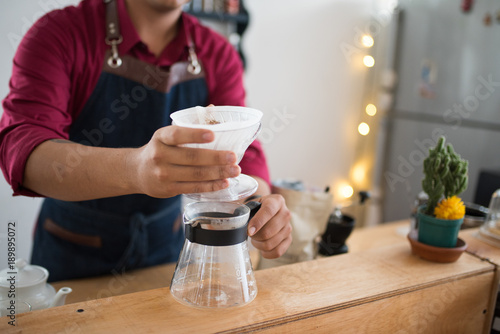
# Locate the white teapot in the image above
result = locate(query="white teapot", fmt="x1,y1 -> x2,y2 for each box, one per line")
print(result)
0,259 -> 72,315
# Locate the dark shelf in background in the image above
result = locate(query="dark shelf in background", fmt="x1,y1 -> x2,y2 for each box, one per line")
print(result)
185,11 -> 249,24
184,0 -> 250,69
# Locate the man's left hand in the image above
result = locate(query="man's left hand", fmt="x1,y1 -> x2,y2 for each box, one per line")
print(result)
247,194 -> 292,259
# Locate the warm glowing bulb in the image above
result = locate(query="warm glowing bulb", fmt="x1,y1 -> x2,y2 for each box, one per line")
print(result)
358,122 -> 370,136
341,185 -> 354,199
363,55 -> 375,68
365,104 -> 377,116
352,164 -> 366,184
361,35 -> 374,48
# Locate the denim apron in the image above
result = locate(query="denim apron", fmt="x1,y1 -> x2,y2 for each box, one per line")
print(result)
31,0 -> 208,282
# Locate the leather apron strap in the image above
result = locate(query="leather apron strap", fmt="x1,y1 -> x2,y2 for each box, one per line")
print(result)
102,0 -> 200,74
103,0 -> 123,68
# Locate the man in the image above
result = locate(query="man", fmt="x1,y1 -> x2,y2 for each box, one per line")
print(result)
0,0 -> 292,281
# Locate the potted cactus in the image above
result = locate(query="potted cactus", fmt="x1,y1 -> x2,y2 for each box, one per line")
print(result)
418,136 -> 468,248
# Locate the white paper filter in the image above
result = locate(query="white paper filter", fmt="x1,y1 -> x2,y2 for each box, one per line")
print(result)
170,106 -> 263,161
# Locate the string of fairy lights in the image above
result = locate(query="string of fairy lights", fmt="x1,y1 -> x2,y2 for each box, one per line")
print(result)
359,34 -> 376,137
339,32 -> 377,201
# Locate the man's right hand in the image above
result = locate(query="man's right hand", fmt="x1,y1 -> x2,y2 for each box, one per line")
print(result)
130,125 -> 240,198
23,125 -> 239,201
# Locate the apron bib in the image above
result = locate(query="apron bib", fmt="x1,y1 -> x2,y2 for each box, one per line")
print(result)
31,0 -> 208,282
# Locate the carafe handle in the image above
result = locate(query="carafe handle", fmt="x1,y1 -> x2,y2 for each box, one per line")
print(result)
246,201 -> 262,220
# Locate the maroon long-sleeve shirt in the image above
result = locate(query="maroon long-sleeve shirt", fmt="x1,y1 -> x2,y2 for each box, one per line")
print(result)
0,0 -> 269,196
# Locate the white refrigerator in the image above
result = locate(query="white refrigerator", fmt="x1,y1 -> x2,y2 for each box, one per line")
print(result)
380,0 -> 500,222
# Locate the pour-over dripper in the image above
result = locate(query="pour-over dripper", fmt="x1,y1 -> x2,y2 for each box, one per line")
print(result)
170,106 -> 262,201
170,201 -> 258,308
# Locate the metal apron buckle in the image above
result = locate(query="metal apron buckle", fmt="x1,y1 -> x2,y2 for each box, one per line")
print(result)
187,46 -> 201,75
104,0 -> 123,68
106,36 -> 123,68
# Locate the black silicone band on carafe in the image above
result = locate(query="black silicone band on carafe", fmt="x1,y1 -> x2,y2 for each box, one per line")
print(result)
185,223 -> 249,246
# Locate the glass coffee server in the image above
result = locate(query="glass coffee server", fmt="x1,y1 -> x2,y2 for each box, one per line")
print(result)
169,106 -> 262,308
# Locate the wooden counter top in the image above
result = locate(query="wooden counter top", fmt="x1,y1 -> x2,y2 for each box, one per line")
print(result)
347,220 -> 410,253
51,262 -> 177,306
461,229 -> 500,266
1,239 -> 496,333
48,220 -> 413,306
49,250 -> 260,306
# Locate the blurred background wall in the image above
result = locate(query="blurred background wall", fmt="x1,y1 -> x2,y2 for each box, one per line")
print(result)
0,0 -> 391,270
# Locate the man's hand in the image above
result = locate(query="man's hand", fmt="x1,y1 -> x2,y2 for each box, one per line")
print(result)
131,125 -> 241,198
247,194 -> 292,259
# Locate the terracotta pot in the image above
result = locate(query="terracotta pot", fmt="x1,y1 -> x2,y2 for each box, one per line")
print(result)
407,231 -> 467,263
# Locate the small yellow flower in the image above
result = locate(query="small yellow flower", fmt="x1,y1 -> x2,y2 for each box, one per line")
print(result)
434,196 -> 465,220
